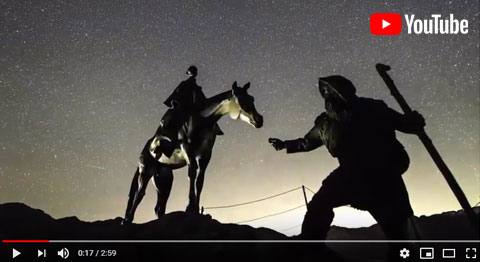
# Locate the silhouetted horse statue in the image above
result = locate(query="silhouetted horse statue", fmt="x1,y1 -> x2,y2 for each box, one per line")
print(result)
123,82 -> 263,224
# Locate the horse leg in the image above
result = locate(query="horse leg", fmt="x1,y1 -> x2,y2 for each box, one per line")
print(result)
185,159 -> 199,213
122,162 -> 154,224
195,155 -> 211,210
123,167 -> 140,224
152,167 -> 174,218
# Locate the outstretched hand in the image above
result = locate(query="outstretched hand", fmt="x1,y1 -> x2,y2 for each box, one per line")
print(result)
268,138 -> 286,151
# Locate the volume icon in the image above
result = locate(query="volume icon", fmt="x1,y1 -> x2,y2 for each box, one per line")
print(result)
57,248 -> 69,259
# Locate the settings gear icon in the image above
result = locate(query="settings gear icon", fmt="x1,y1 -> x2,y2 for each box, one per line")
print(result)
399,248 -> 410,259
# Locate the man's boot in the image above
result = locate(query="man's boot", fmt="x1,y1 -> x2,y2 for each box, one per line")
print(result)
156,115 -> 181,158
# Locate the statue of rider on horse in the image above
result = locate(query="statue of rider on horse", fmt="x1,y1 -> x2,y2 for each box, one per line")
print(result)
122,65 -> 263,225
157,65 -> 223,158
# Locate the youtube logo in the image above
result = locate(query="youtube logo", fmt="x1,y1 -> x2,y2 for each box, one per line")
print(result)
370,13 -> 401,35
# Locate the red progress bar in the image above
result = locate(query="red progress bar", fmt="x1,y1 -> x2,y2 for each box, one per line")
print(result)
2,240 -> 49,243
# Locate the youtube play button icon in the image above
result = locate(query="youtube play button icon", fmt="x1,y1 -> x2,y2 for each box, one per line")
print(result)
370,13 -> 401,35
382,20 -> 390,29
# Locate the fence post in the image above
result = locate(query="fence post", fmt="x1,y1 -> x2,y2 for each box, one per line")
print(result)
302,185 -> 309,210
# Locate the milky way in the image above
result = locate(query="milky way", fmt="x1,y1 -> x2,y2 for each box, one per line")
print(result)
1,0 -> 478,235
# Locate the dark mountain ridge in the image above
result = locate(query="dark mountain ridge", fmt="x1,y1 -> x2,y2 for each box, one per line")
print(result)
0,203 -> 478,261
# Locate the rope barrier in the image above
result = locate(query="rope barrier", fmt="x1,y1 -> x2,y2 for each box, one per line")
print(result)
236,204 -> 306,224
201,185 -> 318,232
203,186 -> 303,210
304,186 -> 316,195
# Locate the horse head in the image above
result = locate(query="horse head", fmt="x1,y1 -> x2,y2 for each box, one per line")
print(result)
229,81 -> 263,128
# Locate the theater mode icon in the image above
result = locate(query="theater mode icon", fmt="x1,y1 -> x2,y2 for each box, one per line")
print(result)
442,248 -> 455,259
370,13 -> 402,35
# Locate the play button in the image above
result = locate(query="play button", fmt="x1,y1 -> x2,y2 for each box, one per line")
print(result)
382,20 -> 391,29
12,248 -> 21,258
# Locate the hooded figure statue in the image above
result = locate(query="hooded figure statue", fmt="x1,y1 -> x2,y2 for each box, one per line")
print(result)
269,75 -> 425,259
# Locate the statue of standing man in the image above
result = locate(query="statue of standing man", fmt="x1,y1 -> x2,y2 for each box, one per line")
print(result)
269,75 -> 425,258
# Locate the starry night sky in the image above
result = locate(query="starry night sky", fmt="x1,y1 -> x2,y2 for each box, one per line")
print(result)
1,0 -> 479,236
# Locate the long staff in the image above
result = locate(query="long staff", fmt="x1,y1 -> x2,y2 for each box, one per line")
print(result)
375,63 -> 478,234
